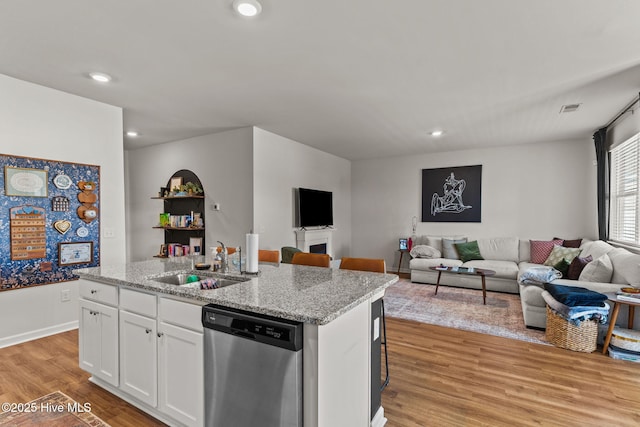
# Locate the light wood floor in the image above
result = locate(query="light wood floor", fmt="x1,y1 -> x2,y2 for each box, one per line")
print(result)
1,322 -> 639,427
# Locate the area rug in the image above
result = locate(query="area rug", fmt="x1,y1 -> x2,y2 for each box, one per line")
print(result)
384,279 -> 547,345
0,391 -> 110,426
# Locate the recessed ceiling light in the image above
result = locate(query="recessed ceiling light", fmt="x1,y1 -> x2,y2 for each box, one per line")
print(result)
430,130 -> 444,137
89,72 -> 112,83
126,131 -> 139,137
233,0 -> 262,17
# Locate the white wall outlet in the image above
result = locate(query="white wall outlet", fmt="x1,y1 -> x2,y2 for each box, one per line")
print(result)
103,227 -> 115,238
61,289 -> 71,302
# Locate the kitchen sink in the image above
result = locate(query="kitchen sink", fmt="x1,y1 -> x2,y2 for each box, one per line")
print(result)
151,273 -> 246,289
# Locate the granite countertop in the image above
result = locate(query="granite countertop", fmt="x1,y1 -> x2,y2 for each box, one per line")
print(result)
74,259 -> 398,325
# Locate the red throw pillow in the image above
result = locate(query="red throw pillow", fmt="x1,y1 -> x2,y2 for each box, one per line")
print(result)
567,255 -> 593,280
553,237 -> 582,248
530,239 -> 564,264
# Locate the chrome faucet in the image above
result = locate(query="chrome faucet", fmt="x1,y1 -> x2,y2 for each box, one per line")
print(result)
217,241 -> 229,273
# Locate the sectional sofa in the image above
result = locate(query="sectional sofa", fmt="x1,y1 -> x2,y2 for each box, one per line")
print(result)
409,236 -> 640,329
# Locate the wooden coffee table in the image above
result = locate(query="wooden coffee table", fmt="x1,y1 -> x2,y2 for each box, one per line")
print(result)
602,292 -> 640,355
429,266 -> 496,305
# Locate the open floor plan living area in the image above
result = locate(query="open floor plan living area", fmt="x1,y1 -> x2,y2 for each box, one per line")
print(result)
2,1 -> 640,426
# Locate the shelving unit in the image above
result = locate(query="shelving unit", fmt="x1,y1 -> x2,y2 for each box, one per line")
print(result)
153,170 -> 205,258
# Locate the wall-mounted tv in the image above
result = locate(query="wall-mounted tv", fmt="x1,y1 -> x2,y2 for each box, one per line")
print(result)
297,188 -> 333,228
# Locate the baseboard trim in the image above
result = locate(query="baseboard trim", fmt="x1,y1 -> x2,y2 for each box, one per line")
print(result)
0,321 -> 78,349
371,406 -> 387,427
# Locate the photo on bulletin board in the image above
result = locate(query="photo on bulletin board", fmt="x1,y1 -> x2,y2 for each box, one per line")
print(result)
5,167 -> 49,197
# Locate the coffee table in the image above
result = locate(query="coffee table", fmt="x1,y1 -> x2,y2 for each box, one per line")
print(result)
602,292 -> 640,355
429,266 -> 496,305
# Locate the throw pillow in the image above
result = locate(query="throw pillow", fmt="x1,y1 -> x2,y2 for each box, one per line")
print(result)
553,258 -> 571,277
567,255 -> 593,280
442,238 -> 467,259
543,245 -> 582,267
454,240 -> 484,263
409,245 -> 441,259
579,254 -> 613,283
529,239 -> 563,264
553,237 -> 582,248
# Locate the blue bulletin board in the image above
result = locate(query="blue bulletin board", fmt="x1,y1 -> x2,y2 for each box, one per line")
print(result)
0,154 -> 100,290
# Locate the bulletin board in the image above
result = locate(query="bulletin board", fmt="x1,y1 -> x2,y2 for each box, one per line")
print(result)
0,154 -> 100,291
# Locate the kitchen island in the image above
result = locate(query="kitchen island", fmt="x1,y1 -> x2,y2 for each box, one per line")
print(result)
75,259 -> 397,427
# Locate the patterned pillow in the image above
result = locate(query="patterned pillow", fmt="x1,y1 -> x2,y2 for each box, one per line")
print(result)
409,245 -> 441,259
567,255 -> 593,280
543,245 -> 582,267
530,239 -> 563,264
442,238 -> 467,259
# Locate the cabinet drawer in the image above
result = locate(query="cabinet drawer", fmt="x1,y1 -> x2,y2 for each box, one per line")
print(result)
159,297 -> 204,332
79,280 -> 118,306
120,288 -> 157,318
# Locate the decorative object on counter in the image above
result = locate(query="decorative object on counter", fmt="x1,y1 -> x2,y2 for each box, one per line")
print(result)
245,233 -> 259,273
51,195 -> 70,211
4,166 -> 48,197
1,154 -> 100,290
53,219 -> 72,234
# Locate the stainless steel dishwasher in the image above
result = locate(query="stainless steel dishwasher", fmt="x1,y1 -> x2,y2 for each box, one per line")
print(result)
202,304 -> 303,427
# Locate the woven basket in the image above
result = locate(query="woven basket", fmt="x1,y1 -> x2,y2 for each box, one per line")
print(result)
545,306 -> 598,353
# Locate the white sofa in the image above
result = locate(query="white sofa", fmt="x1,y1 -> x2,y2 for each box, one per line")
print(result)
409,236 -> 640,329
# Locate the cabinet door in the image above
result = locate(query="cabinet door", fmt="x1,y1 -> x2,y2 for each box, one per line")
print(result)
158,321 -> 204,427
79,299 -> 119,386
120,310 -> 158,407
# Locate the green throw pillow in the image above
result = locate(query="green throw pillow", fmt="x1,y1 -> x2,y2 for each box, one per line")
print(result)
554,258 -> 570,277
454,240 -> 484,263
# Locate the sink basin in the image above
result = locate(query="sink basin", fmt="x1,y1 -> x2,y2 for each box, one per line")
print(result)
152,273 -> 245,289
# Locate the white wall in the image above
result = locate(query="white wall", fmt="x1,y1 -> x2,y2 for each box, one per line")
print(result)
125,128 -> 254,261
253,128 -> 352,259
352,139 -> 598,272
0,74 -> 125,346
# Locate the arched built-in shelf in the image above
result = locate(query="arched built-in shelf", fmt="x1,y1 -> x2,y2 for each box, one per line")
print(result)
153,169 -> 205,258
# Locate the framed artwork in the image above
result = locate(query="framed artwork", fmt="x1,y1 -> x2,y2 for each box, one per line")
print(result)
5,167 -> 48,197
190,237 -> 202,255
58,241 -> 94,266
399,238 -> 408,250
170,177 -> 183,192
422,165 -> 482,223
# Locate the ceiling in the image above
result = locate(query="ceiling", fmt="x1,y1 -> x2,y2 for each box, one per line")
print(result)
2,0 -> 640,160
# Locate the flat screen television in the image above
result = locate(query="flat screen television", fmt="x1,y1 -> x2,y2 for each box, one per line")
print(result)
297,188 -> 333,227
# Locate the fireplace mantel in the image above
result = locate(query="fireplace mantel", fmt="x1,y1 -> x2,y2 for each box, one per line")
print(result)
295,228 -> 334,257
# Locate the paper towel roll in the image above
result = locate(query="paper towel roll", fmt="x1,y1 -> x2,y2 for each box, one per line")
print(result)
245,233 -> 259,273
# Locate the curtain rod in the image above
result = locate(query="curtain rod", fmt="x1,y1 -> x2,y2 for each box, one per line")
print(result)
606,92 -> 640,128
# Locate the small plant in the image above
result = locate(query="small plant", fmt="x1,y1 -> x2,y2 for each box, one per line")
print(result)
182,181 -> 203,194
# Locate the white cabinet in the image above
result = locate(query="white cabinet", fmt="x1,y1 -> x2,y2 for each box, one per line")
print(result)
158,321 -> 203,426
79,299 -> 119,386
78,279 -> 119,388
119,309 -> 158,407
79,280 -> 204,427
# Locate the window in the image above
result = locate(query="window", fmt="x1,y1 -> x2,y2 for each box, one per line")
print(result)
610,132 -> 640,247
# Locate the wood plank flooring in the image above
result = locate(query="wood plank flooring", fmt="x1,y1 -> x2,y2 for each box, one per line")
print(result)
1,320 -> 639,426
382,317 -> 640,427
